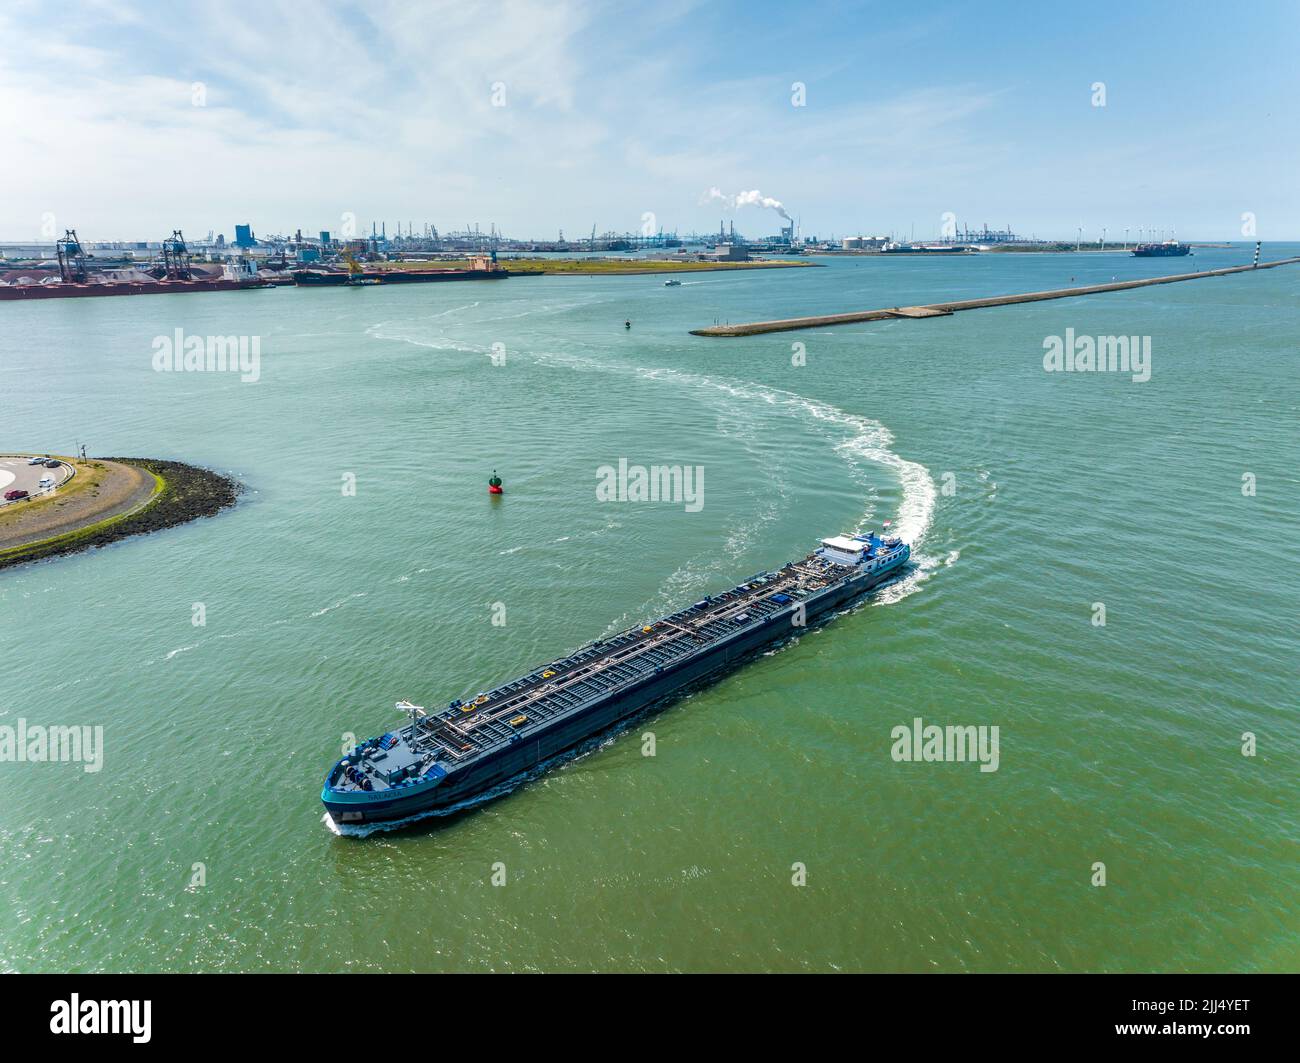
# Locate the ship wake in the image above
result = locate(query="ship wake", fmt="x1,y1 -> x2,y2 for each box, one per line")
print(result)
360,324 -> 942,605
536,351 -> 941,606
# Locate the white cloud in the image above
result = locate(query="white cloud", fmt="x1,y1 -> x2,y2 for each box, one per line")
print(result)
0,0 -> 1005,239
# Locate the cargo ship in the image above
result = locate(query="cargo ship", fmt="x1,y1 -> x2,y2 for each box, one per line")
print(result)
369,265 -> 507,283
0,228 -> 271,300
322,529 -> 910,826
880,242 -> 972,254
0,272 -> 272,300
291,269 -> 379,286
292,267 -> 507,286
294,252 -> 507,287
1131,240 -> 1191,257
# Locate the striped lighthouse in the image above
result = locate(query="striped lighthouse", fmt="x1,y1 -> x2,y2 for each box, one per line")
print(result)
1253,241 -> 1261,268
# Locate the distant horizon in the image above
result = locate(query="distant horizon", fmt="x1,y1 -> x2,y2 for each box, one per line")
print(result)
2,231 -> 1296,248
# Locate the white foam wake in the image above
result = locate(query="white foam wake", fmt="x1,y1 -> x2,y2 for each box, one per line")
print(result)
531,351 -> 940,604
359,327 -> 942,604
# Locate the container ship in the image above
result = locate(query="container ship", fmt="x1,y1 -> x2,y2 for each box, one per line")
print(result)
322,529 -> 910,826
1131,240 -> 1191,257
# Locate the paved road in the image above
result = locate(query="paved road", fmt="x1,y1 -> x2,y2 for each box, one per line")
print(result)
0,458 -> 156,552
0,455 -> 74,502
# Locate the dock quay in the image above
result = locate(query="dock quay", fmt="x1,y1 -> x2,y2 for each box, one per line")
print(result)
689,257 -> 1300,337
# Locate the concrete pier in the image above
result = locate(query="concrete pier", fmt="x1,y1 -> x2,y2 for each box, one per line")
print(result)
689,257 -> 1300,337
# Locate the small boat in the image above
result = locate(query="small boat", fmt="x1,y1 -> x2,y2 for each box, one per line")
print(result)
664,279 -> 682,286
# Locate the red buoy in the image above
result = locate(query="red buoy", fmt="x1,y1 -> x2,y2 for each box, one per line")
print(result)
488,470 -> 503,495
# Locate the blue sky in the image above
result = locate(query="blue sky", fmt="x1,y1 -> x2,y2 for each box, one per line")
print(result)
1,0 -> 1297,240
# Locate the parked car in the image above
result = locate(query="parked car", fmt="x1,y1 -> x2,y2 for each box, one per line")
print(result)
3,489 -> 29,501
43,459 -> 61,468
37,476 -> 53,489
27,456 -> 45,465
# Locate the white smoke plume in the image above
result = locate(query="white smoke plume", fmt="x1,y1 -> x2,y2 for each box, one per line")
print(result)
702,187 -> 793,222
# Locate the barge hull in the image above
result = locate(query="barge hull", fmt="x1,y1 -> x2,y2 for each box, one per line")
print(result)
0,279 -> 271,300
323,556 -> 902,824
293,269 -> 508,287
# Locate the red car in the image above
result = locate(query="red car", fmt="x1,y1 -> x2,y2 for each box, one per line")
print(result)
4,489 -> 29,501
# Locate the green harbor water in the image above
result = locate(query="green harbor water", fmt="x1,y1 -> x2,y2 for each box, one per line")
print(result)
1,247 -> 1296,972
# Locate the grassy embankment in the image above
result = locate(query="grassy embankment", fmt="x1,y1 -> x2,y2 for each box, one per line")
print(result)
0,458 -> 239,570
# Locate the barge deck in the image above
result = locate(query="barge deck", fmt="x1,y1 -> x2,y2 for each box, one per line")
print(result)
322,531 -> 910,825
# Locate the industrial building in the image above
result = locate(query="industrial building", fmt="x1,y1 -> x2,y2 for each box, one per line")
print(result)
707,243 -> 750,261
841,235 -> 891,251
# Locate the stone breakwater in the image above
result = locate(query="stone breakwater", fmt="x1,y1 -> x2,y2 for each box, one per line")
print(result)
0,458 -> 240,570
689,257 -> 1300,337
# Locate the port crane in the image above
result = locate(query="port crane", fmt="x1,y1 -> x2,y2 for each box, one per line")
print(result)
161,230 -> 193,281
56,230 -> 88,284
339,247 -> 364,276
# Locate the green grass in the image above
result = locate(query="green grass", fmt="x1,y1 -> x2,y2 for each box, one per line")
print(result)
0,469 -> 163,564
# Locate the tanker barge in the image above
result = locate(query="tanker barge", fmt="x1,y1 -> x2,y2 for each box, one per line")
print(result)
322,529 -> 909,826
